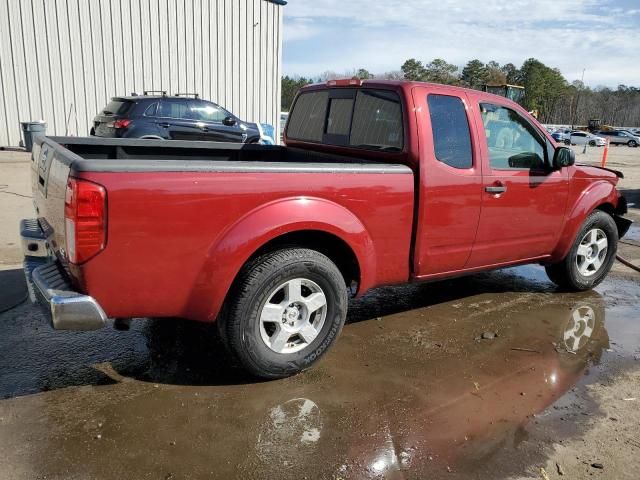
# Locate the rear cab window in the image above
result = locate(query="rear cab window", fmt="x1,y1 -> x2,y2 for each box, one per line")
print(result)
287,88 -> 403,151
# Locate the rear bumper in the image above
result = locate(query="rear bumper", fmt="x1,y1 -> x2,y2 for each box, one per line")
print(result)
21,219 -> 108,330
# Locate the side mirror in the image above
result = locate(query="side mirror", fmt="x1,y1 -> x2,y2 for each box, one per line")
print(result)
553,147 -> 575,169
508,152 -> 545,169
223,116 -> 237,126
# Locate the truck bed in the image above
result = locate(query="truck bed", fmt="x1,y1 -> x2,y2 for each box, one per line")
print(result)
30,136 -> 415,322
46,136 -> 411,173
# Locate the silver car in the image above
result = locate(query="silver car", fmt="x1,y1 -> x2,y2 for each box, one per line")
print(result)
595,130 -> 639,147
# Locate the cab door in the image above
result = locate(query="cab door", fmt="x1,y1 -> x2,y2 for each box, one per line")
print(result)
466,100 -> 569,267
412,86 -> 484,277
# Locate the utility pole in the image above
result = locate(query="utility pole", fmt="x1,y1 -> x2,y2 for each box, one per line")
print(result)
572,69 -> 585,129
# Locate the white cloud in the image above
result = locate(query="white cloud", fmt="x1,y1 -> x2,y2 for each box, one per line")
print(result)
283,0 -> 640,86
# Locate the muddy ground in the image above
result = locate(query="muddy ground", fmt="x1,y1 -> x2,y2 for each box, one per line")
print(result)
0,148 -> 639,479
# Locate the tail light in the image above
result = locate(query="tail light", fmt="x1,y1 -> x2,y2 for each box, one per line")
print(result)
64,178 -> 107,264
108,119 -> 131,129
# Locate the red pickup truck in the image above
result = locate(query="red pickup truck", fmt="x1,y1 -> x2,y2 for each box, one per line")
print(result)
22,79 -> 630,378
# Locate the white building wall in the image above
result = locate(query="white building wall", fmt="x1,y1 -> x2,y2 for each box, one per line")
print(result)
0,0 -> 283,146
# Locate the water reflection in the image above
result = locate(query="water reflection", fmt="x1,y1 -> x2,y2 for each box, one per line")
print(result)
243,294 -> 608,478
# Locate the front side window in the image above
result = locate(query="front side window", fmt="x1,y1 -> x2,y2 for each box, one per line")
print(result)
480,103 -> 545,170
189,101 -> 228,122
427,94 -> 473,169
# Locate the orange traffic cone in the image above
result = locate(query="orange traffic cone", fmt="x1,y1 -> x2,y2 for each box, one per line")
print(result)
601,138 -> 609,167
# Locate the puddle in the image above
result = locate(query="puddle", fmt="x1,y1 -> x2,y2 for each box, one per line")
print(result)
0,266 -> 638,479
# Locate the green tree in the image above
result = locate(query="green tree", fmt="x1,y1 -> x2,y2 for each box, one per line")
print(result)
485,60 -> 507,85
424,58 -> 460,85
281,75 -> 310,111
401,58 -> 427,81
519,58 -> 567,122
501,63 -> 521,84
356,68 -> 373,79
461,59 -> 488,89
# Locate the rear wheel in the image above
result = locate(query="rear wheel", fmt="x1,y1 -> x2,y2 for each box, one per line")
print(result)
545,210 -> 618,291
564,139 -> 571,145
219,248 -> 348,379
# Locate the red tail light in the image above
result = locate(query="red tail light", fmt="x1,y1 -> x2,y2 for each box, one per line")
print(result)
112,119 -> 131,129
64,178 -> 107,264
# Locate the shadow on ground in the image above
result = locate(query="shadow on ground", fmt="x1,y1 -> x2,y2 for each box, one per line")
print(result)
0,264 -> 558,398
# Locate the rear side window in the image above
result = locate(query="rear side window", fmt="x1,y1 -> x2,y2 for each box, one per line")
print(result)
102,100 -> 132,115
144,102 -> 158,117
161,101 -> 189,119
287,91 -> 329,142
427,94 -> 473,169
350,90 -> 403,150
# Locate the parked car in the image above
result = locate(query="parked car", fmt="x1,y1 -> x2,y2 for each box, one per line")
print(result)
565,131 -> 606,146
551,128 -> 571,142
23,79 -> 630,378
280,112 -> 289,139
90,92 -> 262,143
595,130 -> 639,147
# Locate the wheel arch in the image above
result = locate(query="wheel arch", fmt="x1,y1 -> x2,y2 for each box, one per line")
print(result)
184,197 -> 376,322
552,181 -> 620,261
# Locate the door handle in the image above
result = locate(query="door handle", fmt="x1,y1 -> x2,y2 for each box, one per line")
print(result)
201,126 -> 209,132
158,122 -> 170,128
485,184 -> 507,194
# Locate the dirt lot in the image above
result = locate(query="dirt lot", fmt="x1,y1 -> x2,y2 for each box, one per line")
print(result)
0,147 -> 639,479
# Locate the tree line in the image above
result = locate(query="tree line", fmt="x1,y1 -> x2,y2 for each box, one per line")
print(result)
282,59 -> 640,127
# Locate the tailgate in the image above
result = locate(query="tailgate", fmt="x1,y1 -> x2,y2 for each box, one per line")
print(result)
30,137 -> 72,257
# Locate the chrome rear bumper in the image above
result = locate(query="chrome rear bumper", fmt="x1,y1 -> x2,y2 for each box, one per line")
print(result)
21,219 -> 107,330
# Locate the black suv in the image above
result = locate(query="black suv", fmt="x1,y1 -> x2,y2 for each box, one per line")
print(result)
90,92 -> 261,143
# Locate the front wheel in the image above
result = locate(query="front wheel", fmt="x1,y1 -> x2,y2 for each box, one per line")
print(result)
545,210 -> 618,291
589,140 -> 596,146
628,140 -> 638,147
219,248 -> 348,379
564,139 -> 571,145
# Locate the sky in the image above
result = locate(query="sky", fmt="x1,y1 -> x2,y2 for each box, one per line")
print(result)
282,0 -> 640,88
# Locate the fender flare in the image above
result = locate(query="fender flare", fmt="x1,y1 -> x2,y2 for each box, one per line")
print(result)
185,197 -> 376,321
552,181 -> 619,261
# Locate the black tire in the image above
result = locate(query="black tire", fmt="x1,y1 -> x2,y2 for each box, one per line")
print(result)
219,248 -> 348,379
564,139 -> 571,145
628,140 -> 637,148
545,210 -> 618,291
589,140 -> 596,146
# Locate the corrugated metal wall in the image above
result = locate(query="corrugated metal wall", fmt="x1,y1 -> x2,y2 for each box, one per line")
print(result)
0,0 -> 283,146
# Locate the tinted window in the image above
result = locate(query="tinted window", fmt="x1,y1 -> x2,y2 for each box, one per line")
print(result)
162,101 -> 189,119
427,94 -> 473,169
326,98 -> 353,135
102,100 -> 132,115
480,103 -> 545,170
287,91 -> 329,142
189,101 -> 228,122
350,90 -> 403,150
144,102 -> 158,117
